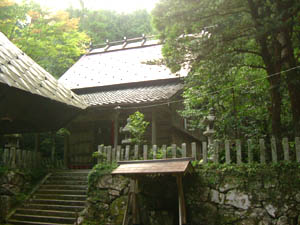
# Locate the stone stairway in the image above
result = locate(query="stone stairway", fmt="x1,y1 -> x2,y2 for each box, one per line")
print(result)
7,170 -> 90,225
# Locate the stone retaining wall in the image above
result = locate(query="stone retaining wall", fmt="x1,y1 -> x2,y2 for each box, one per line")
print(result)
0,170 -> 27,221
85,164 -> 300,225
185,164 -> 300,225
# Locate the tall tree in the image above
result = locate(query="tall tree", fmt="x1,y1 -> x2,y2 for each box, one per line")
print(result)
0,0 -> 90,78
152,0 -> 300,137
67,8 -> 154,44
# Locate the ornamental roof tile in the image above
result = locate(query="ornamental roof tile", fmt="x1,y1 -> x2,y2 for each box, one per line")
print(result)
78,78 -> 183,106
0,32 -> 87,109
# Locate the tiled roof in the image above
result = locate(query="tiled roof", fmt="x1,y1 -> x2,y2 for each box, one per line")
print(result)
59,40 -> 187,90
78,79 -> 183,106
0,32 -> 87,109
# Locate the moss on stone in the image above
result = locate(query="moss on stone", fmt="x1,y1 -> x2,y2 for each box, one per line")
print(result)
110,196 -> 127,224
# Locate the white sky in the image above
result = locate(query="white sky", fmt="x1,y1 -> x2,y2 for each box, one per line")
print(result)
17,0 -> 160,13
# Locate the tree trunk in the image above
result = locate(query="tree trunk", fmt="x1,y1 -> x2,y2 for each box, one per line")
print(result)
281,31 -> 300,136
268,74 -> 282,140
285,69 -> 300,136
247,0 -> 283,139
275,0 -> 300,136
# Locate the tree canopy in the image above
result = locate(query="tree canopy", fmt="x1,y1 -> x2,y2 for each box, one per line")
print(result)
152,0 -> 300,138
0,0 -> 154,77
0,0 -> 90,78
67,7 -> 154,45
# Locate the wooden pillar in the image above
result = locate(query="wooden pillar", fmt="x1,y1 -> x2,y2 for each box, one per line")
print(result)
152,110 -> 157,145
114,107 -> 120,151
51,131 -> 55,161
34,133 -> 40,168
177,175 -> 186,225
132,178 -> 140,225
64,134 -> 69,168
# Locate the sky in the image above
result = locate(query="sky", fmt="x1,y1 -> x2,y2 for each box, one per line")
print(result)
19,0 -> 160,13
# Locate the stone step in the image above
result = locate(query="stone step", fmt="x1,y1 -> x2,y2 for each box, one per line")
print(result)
15,208 -> 75,217
48,175 -> 88,181
36,189 -> 87,195
39,184 -> 87,190
7,170 -> 89,224
53,171 -> 90,177
7,219 -> 71,225
44,180 -> 88,185
34,194 -> 87,201
30,199 -> 86,206
10,214 -> 75,224
55,169 -> 91,173
24,203 -> 84,212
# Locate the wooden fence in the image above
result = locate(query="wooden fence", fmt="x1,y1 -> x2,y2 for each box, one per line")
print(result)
97,137 -> 300,164
0,146 -> 64,169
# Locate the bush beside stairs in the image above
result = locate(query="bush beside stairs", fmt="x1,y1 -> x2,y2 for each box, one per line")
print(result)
7,170 -> 90,225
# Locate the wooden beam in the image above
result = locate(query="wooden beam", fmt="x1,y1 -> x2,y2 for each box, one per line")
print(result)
132,179 -> 140,224
64,134 -> 69,168
113,108 -> 120,151
122,192 -> 132,225
118,157 -> 194,164
34,133 -> 40,168
152,110 -> 157,145
51,131 -> 55,161
177,175 -> 187,225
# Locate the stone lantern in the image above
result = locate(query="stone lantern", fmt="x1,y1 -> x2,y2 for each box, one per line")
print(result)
203,108 -> 216,158
4,134 -> 21,148
120,118 -> 132,145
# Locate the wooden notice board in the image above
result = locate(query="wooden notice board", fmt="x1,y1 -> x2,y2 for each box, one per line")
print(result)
111,157 -> 194,225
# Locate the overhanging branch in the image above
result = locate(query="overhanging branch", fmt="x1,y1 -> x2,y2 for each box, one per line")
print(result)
233,49 -> 262,56
239,64 -> 266,70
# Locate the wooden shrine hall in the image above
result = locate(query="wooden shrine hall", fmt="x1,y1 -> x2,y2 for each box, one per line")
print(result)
59,36 -> 203,168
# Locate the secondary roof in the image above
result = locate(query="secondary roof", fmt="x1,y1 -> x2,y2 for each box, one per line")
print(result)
77,78 -> 183,107
0,32 -> 87,134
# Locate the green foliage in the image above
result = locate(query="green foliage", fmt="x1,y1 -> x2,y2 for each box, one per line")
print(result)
92,148 -> 107,162
87,163 -> 117,189
21,131 -> 65,160
0,167 -> 47,212
24,167 -> 48,184
81,220 -> 104,225
67,8 -> 154,44
127,111 -> 150,145
0,0 -> 90,78
184,162 -> 300,220
12,192 -> 27,206
0,166 -> 8,177
56,128 -> 70,136
194,162 -> 300,190
152,0 -> 300,137
149,146 -> 182,159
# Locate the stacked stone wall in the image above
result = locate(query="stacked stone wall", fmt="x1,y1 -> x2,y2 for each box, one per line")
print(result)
85,163 -> 300,225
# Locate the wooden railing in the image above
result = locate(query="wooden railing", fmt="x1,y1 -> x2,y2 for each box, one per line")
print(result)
97,137 -> 300,164
0,146 -> 63,169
